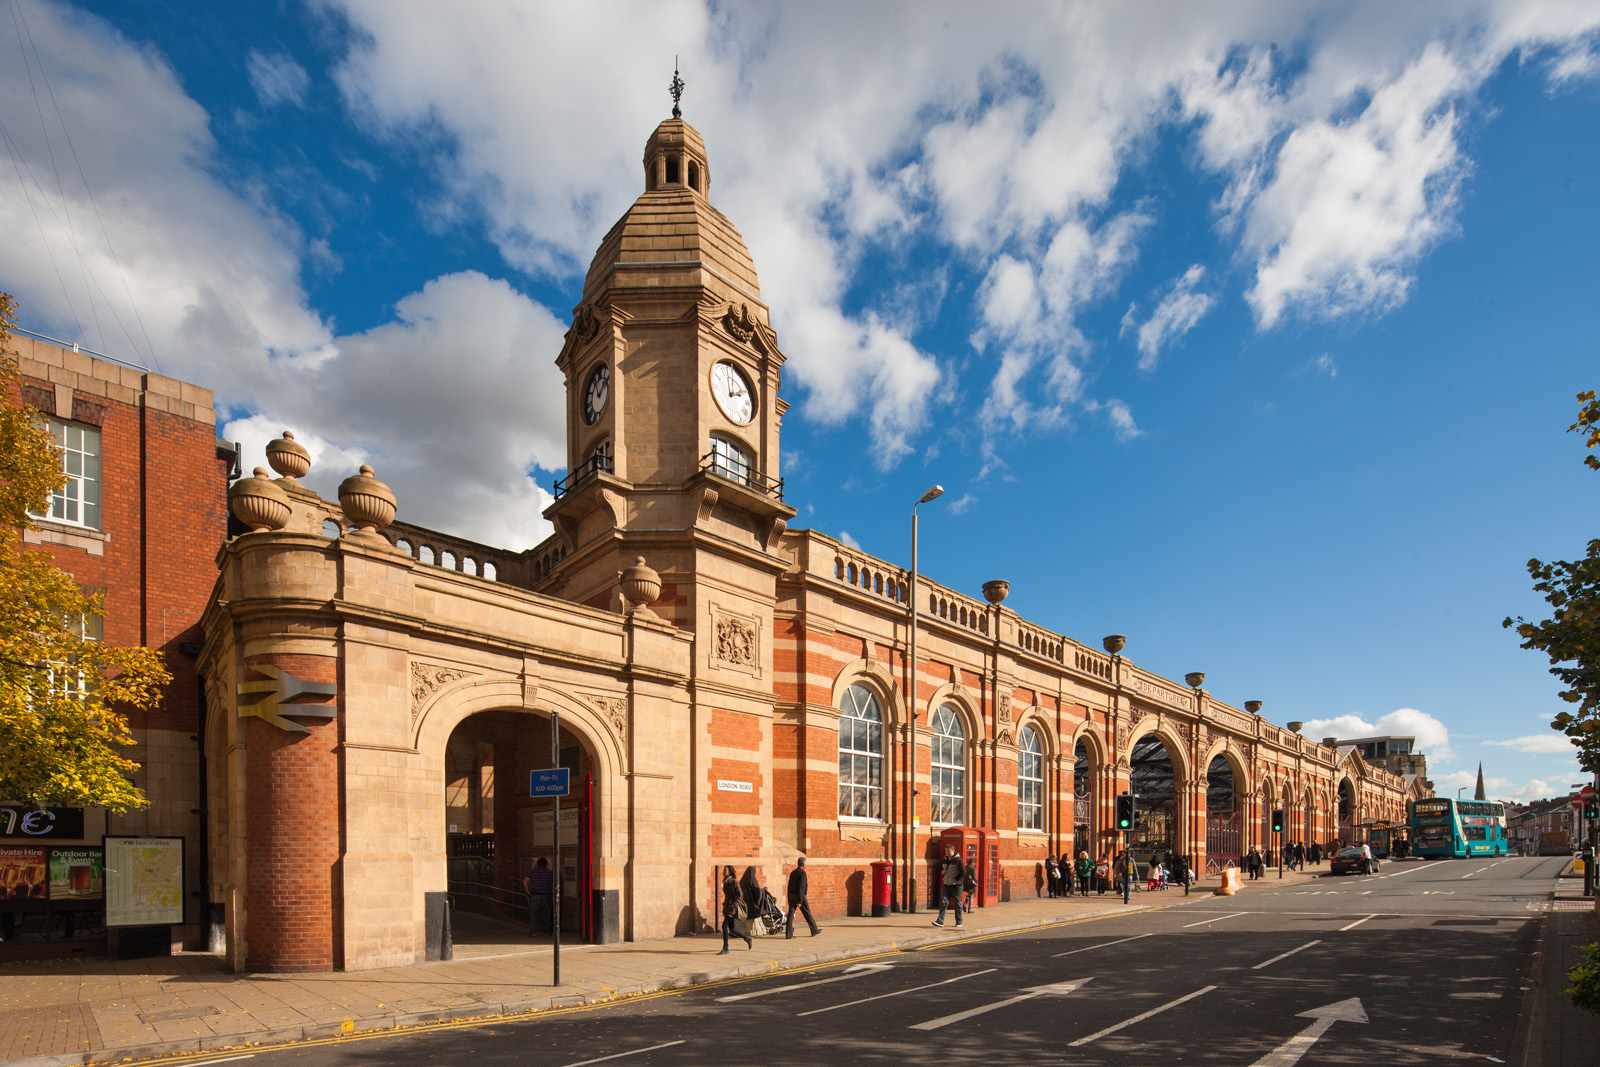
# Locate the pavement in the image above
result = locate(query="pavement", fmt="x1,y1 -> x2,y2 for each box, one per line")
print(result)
0,861 -> 1591,1067
1520,859 -> 1600,1066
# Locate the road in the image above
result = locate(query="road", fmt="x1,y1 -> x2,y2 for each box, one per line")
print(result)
161,856 -> 1566,1066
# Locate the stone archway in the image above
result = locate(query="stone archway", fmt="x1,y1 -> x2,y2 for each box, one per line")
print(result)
1128,731 -> 1185,862
442,707 -> 606,944
1204,749 -> 1246,870
1073,733 -> 1104,858
1337,778 -> 1357,846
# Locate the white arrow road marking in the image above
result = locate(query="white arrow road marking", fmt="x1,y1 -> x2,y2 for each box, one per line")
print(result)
560,1041 -> 686,1067
716,962 -> 893,1003
1340,914 -> 1378,931
1247,998 -> 1367,1067
909,977 -> 1092,1031
1068,985 -> 1216,1046
1182,911 -> 1249,928
1252,940 -> 1322,970
797,968 -> 996,1017
1052,932 -> 1153,957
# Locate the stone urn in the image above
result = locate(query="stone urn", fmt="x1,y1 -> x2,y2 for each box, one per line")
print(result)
1102,634 -> 1126,655
337,465 -> 397,539
1287,721 -> 1304,734
1185,671 -> 1206,689
266,430 -> 311,481
1244,700 -> 1263,714
620,557 -> 661,609
229,468 -> 290,532
981,579 -> 1010,605
1322,737 -> 1339,747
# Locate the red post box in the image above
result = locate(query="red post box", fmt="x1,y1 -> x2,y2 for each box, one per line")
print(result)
869,860 -> 893,917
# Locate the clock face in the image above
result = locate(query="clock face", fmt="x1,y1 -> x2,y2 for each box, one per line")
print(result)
583,364 -> 609,425
711,361 -> 755,424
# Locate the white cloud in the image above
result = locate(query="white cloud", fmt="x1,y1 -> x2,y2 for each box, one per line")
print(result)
946,493 -> 977,516
1484,733 -> 1579,756
1310,353 -> 1338,377
838,530 -> 861,550
1124,264 -> 1215,371
246,50 -> 310,109
1433,770 -> 1573,804
1300,706 -> 1454,762
1084,398 -> 1143,442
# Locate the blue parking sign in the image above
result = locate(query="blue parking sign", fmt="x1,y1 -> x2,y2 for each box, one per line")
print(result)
530,768 -> 570,797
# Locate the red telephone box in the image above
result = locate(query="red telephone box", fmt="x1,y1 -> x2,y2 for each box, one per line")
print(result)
938,826 -> 999,907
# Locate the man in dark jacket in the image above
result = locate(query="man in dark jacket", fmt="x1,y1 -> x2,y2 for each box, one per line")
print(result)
932,844 -> 964,927
785,857 -> 821,938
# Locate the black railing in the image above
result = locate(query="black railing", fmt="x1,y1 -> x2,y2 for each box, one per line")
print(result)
552,451 -> 614,498
699,451 -> 784,500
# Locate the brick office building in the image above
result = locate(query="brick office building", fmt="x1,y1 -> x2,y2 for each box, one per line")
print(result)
1,332 -> 232,960
200,110 -> 1424,972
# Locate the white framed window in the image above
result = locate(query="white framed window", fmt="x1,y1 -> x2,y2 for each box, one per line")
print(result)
838,684 -> 884,820
708,434 -> 753,486
42,610 -> 102,703
34,420 -> 102,529
1018,725 -> 1045,831
930,704 -> 966,825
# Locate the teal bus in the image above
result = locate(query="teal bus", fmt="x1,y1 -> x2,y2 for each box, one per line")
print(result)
1409,798 -> 1507,858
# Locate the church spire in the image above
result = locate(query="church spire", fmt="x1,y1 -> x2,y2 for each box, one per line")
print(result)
1474,762 -> 1486,801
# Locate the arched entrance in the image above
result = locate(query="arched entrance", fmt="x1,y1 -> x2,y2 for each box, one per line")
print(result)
1337,779 -> 1356,846
1261,777 -> 1277,854
1302,787 -> 1315,848
1205,753 -> 1242,871
1128,733 -> 1180,864
1073,738 -> 1097,858
443,709 -> 600,943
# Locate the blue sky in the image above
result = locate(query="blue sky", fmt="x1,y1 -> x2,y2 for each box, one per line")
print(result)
2,1 -> 1598,803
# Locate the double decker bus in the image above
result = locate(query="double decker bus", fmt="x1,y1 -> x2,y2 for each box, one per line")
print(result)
1409,798 -> 1507,858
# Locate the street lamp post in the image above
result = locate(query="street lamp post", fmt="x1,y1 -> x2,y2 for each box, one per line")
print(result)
1103,634 -> 1125,898
906,484 -> 943,914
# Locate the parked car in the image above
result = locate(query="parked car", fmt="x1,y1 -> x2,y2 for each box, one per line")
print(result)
1330,847 -> 1378,876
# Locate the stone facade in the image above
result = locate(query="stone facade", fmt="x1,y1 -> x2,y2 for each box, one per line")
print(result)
199,114 -> 1424,972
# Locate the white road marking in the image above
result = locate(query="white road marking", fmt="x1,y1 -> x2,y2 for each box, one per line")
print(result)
1252,940 -> 1322,970
716,962 -> 893,1003
1067,985 -> 1216,1046
797,968 -> 996,1017
1361,890 -> 1373,895
1248,998 -> 1367,1067
1183,911 -> 1249,928
560,1042 -> 686,1067
1340,914 -> 1378,931
909,978 -> 1091,1031
1462,866 -> 1491,879
1052,932 -> 1153,957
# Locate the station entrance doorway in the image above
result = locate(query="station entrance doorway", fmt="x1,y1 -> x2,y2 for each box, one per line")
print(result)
1205,754 -> 1242,872
1128,734 -> 1178,867
442,710 -> 599,943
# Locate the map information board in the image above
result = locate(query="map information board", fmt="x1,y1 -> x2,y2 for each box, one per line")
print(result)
103,836 -> 184,927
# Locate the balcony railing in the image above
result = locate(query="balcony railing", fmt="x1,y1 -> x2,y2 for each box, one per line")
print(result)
699,451 -> 784,500
553,451 -> 614,499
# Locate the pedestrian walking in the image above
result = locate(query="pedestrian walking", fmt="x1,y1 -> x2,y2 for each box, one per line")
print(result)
932,844 -> 964,927
717,864 -> 752,954
523,857 -> 553,937
1045,855 -> 1061,898
1293,842 -> 1306,870
784,856 -> 821,938
962,857 -> 978,913
1309,842 -> 1322,865
1076,851 -> 1094,896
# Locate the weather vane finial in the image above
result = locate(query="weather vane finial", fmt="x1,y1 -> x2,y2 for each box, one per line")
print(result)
669,58 -> 685,119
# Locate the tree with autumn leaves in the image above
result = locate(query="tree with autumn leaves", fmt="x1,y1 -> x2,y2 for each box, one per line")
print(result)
0,293 -> 168,812
1505,389 -> 1600,777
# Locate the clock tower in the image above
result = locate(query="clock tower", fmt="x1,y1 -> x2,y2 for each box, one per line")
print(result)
542,109 -> 796,622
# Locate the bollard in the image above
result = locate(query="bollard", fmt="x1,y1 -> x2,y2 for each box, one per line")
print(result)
1215,868 -> 1241,897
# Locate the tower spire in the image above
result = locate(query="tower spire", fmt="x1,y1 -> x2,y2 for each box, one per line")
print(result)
1474,762 -> 1486,801
669,59 -> 685,120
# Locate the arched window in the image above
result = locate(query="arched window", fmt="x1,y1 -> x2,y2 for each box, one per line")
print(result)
930,704 -> 966,825
708,434 -> 753,485
838,684 -> 884,820
1018,725 -> 1045,831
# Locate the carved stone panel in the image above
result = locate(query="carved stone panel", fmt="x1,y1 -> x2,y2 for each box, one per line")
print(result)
410,662 -> 475,724
723,302 -> 757,344
588,694 -> 628,742
710,606 -> 763,679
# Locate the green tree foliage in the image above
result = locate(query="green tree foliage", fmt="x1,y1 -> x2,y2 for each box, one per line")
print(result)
0,293 -> 169,811
1505,391 -> 1600,776
1569,941 -> 1600,1015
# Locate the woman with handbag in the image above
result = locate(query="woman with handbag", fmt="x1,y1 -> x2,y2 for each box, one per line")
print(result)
717,864 -> 753,954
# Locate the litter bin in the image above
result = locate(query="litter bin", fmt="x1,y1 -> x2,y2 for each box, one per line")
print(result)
869,861 -> 893,917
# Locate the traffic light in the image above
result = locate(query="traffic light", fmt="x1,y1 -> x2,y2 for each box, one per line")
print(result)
1271,808 -> 1285,834
1585,801 -> 1597,821
1115,794 -> 1136,832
